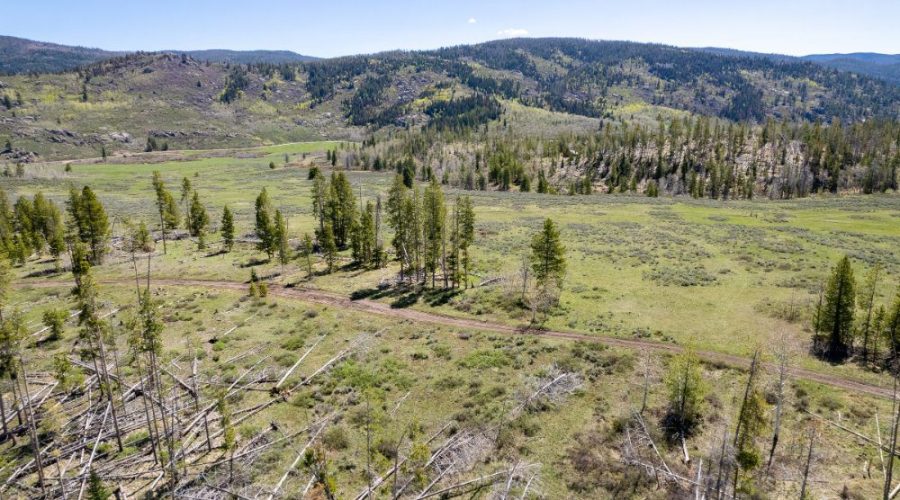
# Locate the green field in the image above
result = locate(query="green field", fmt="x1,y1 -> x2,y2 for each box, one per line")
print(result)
3,141 -> 900,498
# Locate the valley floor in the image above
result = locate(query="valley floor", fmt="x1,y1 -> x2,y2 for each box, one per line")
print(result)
3,141 -> 899,498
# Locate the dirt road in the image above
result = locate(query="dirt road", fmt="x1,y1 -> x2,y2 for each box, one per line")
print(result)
21,277 -> 894,399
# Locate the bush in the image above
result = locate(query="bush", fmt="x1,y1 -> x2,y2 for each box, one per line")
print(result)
323,426 -> 349,450
458,350 -> 511,369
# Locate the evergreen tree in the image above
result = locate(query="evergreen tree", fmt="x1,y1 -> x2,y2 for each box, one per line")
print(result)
151,172 -> 177,254
75,186 -> 110,265
352,201 -> 376,266
274,209 -> 289,267
299,233 -> 314,277
664,351 -> 705,438
126,220 -> 153,254
422,178 -> 446,287
816,255 -> 856,362
537,169 -> 549,194
458,196 -> 476,288
887,291 -> 900,361
0,254 -> 9,322
858,264 -> 882,363
404,185 -> 424,282
180,177 -> 193,230
327,172 -> 356,248
86,469 -> 110,500
42,309 -> 68,342
254,188 -> 277,259
732,352 -> 768,491
520,175 -> 531,192
188,191 -> 209,249
530,218 -> 566,289
311,168 -> 328,236
220,206 -> 235,252
386,175 -> 410,278
321,223 -> 338,273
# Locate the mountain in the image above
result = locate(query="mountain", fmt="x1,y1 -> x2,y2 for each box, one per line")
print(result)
1,37 -> 898,161
698,47 -> 900,85
695,47 -> 796,62
180,49 -> 318,64
0,35 -> 318,75
0,35 -> 120,75
801,53 -> 900,84
804,53 -> 900,66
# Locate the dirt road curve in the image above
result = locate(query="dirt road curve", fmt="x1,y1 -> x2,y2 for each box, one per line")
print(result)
21,278 -> 894,399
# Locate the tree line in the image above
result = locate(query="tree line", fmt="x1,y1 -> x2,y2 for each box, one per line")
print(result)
362,114 -> 898,199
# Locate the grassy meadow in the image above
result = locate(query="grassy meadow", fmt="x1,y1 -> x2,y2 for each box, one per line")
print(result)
4,141 -> 900,498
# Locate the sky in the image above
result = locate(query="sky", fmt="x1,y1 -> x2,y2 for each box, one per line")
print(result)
5,0 -> 899,58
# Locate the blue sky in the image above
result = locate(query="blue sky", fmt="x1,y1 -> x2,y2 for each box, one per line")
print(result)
6,0 -> 899,57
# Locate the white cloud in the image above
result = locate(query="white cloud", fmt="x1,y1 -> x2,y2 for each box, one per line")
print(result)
497,28 -> 529,37
467,17 -> 477,24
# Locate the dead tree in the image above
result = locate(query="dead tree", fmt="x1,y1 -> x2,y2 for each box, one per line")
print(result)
800,425 -> 818,500
886,375 -> 900,500
767,331 -> 791,471
731,348 -> 761,494
18,359 -> 47,496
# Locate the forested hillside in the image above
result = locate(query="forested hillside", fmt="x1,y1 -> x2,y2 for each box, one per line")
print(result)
1,38 -> 898,196
0,35 -> 119,75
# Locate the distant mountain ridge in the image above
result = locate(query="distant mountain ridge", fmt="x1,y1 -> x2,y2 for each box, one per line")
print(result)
3,34 -> 898,85
804,53 -> 900,65
176,49 -> 318,65
801,53 -> 900,85
698,47 -> 900,85
0,35 -> 318,75
0,35 -> 120,74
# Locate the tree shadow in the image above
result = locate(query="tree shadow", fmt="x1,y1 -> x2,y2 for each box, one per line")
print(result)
350,283 -> 462,309
239,257 -> 270,268
23,267 -> 64,279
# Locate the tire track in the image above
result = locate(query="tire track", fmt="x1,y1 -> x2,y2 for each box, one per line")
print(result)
19,277 -> 894,399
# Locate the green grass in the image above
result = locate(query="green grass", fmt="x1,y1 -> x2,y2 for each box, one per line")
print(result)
4,143 -> 900,498
8,150 -> 899,383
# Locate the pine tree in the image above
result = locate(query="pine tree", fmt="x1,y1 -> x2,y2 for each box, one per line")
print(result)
42,309 -> 67,341
887,291 -> 900,361
457,196 -> 475,288
386,175 -> 410,278
180,177 -> 193,230
423,178 -> 446,288
311,168 -> 328,236
255,188 -> 276,259
151,172 -> 175,254
0,253 -> 10,322
327,172 -> 356,248
274,209 -> 289,268
665,351 -> 705,438
76,186 -> 110,265
732,352 -> 768,491
530,218 -> 566,289
220,206 -> 235,252
817,255 -> 856,362
404,185 -> 424,283
188,191 -> 209,249
321,223 -> 338,273
299,233 -> 314,277
126,221 -> 153,254
86,469 -> 110,500
352,201 -> 376,266
858,264 -> 882,363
